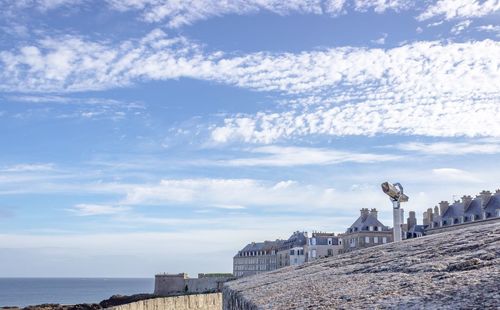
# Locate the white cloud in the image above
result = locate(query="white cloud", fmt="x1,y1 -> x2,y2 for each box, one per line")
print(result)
218,145 -> 399,166
477,24 -> 500,36
397,141 -> 500,155
71,204 -> 131,216
120,178 -> 387,210
431,168 -> 482,183
417,0 -> 500,21
105,0 -> 412,28
1,32 -> 499,139
354,0 -> 413,13
371,33 -> 388,44
450,19 -> 472,35
1,163 -> 55,172
211,95 -> 500,143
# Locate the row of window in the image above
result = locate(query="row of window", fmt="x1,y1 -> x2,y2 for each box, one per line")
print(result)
289,249 -> 304,256
349,236 -> 387,247
348,226 -> 383,233
234,264 -> 271,271
235,258 -> 276,264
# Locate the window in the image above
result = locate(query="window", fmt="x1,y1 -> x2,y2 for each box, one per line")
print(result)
311,238 -> 316,245
327,238 -> 332,245
327,249 -> 333,256
312,249 -> 316,258
365,237 -> 370,243
290,249 -> 295,255
382,237 -> 387,243
374,237 -> 378,243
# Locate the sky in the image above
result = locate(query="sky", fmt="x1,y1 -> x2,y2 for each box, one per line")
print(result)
0,0 -> 499,277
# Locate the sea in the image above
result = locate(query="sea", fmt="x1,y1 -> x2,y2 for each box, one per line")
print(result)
0,278 -> 155,308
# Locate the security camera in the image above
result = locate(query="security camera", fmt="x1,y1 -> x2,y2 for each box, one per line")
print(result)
381,182 -> 409,203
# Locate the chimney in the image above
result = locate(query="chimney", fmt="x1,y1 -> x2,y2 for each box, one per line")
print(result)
427,208 -> 433,222
479,190 -> 492,206
433,206 -> 439,217
496,189 -> 500,195
369,208 -> 378,219
461,195 -> 473,209
360,208 -> 369,218
439,201 -> 449,216
407,211 -> 417,228
423,211 -> 429,226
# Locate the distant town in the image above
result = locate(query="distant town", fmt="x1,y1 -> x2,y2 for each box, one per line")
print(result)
232,188 -> 500,278
153,188 -> 500,296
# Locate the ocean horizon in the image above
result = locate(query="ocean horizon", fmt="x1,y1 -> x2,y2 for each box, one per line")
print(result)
0,278 -> 154,308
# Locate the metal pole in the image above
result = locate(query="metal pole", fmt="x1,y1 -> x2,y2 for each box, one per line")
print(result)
392,200 -> 402,242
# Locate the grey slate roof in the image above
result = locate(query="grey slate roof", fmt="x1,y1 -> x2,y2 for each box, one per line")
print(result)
312,233 -> 339,245
441,202 -> 464,220
279,231 -> 307,250
237,239 -> 284,256
484,194 -> 500,215
464,198 -> 483,218
348,214 -> 388,232
408,224 -> 425,234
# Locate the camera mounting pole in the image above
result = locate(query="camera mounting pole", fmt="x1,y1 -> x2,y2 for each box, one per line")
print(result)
381,182 -> 408,242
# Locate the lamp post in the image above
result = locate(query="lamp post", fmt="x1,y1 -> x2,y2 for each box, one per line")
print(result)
381,182 -> 409,242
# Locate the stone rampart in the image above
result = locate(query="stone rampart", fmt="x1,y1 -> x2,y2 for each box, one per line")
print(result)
106,293 -> 221,310
223,221 -> 500,309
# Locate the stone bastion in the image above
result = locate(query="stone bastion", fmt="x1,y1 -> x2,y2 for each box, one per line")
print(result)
223,220 -> 499,309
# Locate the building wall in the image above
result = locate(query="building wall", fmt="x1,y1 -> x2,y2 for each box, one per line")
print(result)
233,254 -> 278,277
305,244 -> 341,261
338,231 -> 393,253
155,274 -> 232,296
107,293 -> 222,310
154,274 -> 188,295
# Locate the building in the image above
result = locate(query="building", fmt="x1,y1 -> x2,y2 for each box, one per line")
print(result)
404,211 -> 425,239
154,273 -> 233,295
304,232 -> 340,261
233,239 -> 283,277
277,231 -> 308,268
423,189 -> 500,235
338,208 -> 393,253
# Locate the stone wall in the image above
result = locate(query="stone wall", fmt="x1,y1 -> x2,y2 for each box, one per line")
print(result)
155,274 -> 233,296
223,221 -> 500,309
106,293 -> 221,310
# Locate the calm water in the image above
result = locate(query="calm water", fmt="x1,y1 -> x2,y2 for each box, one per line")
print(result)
0,278 -> 154,307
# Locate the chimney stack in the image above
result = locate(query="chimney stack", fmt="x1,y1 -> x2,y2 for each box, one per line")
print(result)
426,208 -> 433,224
370,208 -> 378,219
423,211 -> 428,226
495,189 -> 500,195
407,211 -> 417,228
439,201 -> 449,216
360,208 -> 369,218
461,195 -> 473,209
433,206 -> 439,217
479,190 -> 492,206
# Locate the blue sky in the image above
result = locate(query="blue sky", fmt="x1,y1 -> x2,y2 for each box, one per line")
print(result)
0,0 -> 499,277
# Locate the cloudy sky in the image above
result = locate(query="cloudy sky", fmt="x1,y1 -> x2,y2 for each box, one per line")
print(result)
0,0 -> 499,277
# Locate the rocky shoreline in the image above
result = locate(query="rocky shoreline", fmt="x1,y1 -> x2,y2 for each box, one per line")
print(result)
1,293 -> 176,310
